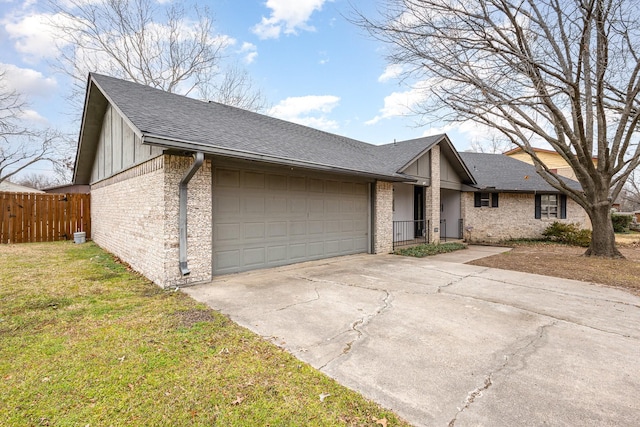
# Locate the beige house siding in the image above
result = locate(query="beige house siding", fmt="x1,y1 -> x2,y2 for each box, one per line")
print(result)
91,104 -> 163,183
374,180 -> 393,253
91,154 -> 212,288
505,149 -> 597,181
461,192 -> 591,243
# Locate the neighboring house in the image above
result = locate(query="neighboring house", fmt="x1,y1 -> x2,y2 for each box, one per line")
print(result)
0,181 -> 45,193
504,147 -> 598,181
73,74 -> 590,288
459,153 -> 590,242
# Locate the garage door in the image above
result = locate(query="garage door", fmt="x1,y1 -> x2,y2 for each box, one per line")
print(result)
213,164 -> 370,275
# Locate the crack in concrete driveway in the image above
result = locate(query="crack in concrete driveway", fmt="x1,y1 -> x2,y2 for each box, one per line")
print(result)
183,253 -> 640,427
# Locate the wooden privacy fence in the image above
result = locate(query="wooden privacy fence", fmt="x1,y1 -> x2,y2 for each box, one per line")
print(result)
0,192 -> 91,244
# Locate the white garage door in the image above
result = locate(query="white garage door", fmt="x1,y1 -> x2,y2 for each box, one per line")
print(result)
213,164 -> 370,275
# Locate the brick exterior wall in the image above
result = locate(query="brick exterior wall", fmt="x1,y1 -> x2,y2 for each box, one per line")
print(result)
426,145 -> 441,243
461,192 -> 591,243
374,180 -> 393,253
91,154 -> 212,288
163,155 -> 212,288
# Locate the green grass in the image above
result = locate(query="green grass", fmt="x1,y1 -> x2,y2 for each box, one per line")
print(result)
394,242 -> 467,257
0,242 -> 409,427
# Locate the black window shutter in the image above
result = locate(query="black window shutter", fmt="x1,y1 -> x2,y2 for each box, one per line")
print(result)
535,194 -> 542,219
474,192 -> 481,207
560,194 -> 567,219
491,193 -> 499,208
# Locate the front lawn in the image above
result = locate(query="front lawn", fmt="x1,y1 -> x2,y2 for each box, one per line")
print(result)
0,242 -> 408,426
468,240 -> 640,296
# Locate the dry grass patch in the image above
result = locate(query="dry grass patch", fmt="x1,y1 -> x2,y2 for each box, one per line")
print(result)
0,242 -> 409,427
468,238 -> 640,296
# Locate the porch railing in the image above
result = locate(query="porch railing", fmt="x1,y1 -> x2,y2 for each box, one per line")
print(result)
393,219 -> 429,250
440,219 -> 447,242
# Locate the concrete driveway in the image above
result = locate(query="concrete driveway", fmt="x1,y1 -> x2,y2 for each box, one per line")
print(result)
183,247 -> 640,426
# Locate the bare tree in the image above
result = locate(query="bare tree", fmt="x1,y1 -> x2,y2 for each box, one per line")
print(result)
0,72 -> 65,185
621,169 -> 640,211
468,136 -> 515,154
357,0 -> 640,257
48,0 -> 268,111
15,173 -> 59,190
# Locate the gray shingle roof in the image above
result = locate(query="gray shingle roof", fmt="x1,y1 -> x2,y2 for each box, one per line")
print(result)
459,152 -> 582,192
89,73 -> 438,180
77,74 -> 572,193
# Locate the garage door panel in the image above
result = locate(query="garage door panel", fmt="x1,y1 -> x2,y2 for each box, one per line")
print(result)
216,223 -> 240,241
289,176 -> 307,191
268,174 -> 287,190
243,222 -> 265,240
289,221 -> 307,236
216,169 -> 240,187
243,247 -> 266,266
214,165 -> 369,274
216,250 -> 240,271
308,242 -> 324,257
325,240 -> 341,255
244,196 -> 265,215
309,178 -> 324,192
268,222 -> 287,238
289,243 -> 307,259
266,197 -> 287,214
244,171 -> 265,188
215,195 -> 240,214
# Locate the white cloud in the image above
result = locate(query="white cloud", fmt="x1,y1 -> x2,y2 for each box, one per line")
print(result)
0,63 -> 58,97
19,108 -> 49,125
366,82 -> 428,125
3,12 -> 74,62
252,0 -> 329,40
238,42 -> 258,64
269,95 -> 340,130
378,64 -> 404,83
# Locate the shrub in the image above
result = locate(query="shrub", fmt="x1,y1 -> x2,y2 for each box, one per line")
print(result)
611,213 -> 633,233
542,222 -> 591,247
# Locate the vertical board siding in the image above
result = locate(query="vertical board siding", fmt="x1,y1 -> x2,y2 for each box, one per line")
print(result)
0,192 -> 91,244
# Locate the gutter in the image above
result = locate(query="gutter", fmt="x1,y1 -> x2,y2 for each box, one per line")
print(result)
179,152 -> 204,276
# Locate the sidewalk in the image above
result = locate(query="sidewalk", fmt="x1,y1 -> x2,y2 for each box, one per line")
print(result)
430,244 -> 511,263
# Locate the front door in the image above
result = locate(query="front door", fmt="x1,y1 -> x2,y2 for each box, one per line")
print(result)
414,186 -> 425,237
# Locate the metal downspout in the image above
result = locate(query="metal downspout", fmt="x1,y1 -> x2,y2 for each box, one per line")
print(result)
179,152 -> 204,276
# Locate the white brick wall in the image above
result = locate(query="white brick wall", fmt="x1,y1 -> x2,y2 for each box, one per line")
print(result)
91,154 -> 212,288
426,145 -> 440,243
461,192 -> 591,243
374,180 -> 393,253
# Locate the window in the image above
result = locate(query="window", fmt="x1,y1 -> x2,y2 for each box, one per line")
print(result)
541,194 -> 558,218
535,194 -> 567,219
474,192 -> 499,208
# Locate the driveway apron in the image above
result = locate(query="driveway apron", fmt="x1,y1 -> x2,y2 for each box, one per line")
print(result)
183,252 -> 640,427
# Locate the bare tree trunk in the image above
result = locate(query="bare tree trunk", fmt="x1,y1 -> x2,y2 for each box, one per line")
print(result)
585,200 -> 622,258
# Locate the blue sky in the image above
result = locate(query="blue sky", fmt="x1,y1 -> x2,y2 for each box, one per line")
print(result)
0,0 -> 483,178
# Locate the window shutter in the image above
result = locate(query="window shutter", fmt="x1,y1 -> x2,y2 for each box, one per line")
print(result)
560,194 -> 567,219
491,193 -> 499,208
535,194 -> 542,219
474,192 -> 481,207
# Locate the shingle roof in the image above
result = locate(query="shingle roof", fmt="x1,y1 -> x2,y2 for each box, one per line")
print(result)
88,73 -> 441,180
76,74 -> 572,193
459,152 -> 582,192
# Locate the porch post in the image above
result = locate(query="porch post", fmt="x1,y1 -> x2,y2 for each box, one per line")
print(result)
426,145 -> 441,244
373,180 -> 394,253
